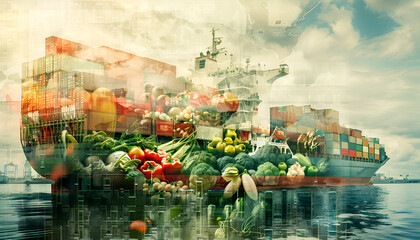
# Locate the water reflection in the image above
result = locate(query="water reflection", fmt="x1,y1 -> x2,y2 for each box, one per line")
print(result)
0,183 -> 395,239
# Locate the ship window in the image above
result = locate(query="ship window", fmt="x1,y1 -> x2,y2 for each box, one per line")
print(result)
199,60 -> 206,69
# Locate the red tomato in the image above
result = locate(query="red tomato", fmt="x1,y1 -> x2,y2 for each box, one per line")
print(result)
130,220 -> 147,233
128,147 -> 145,161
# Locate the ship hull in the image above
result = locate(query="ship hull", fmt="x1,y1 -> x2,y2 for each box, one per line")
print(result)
311,157 -> 386,178
23,143 -> 386,188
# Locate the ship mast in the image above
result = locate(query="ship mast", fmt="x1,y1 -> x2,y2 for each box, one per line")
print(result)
210,27 -> 225,58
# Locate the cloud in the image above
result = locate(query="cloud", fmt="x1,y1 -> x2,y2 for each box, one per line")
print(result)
0,0 -> 419,178
358,26 -> 415,59
360,0 -> 420,58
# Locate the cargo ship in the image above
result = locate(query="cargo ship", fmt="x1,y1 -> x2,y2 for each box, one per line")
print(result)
19,29 -> 388,186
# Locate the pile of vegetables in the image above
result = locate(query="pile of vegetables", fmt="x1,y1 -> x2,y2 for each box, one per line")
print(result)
207,129 -> 249,157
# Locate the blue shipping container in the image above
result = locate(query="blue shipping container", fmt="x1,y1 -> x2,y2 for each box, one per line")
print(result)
340,134 -> 349,142
270,119 -> 285,127
369,153 -> 374,159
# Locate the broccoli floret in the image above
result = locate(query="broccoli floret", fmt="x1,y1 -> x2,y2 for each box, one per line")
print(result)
189,151 -> 217,167
189,163 -> 220,192
190,163 -> 220,176
182,151 -> 217,175
222,163 -> 245,174
216,156 -> 235,171
234,152 -> 256,170
255,162 -> 280,186
256,162 -> 280,176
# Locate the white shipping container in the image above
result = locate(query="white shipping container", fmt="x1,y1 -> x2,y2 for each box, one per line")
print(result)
375,143 -> 380,149
38,57 -> 46,75
53,54 -> 105,76
325,133 -> 340,142
325,109 -> 339,119
45,55 -> 54,73
341,142 -> 349,149
368,142 -> 375,148
27,61 -> 34,78
325,147 -> 340,155
356,138 -> 363,145
363,146 -> 368,153
375,148 -> 379,155
325,141 -> 340,149
302,105 -> 311,114
349,136 -> 356,143
325,117 -> 339,124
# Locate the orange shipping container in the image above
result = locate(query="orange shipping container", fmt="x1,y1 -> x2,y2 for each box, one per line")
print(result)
375,154 -> 379,160
350,129 -> 362,138
369,148 -> 374,154
363,152 -> 368,159
362,137 -> 368,146
326,123 -> 339,133
356,152 -> 363,158
340,126 -> 350,135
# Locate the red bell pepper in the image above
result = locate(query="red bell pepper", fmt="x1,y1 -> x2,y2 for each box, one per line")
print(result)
161,155 -> 182,175
139,161 -> 164,180
144,149 -> 167,163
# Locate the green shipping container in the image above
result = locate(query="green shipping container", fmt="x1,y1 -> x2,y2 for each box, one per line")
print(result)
356,144 -> 363,152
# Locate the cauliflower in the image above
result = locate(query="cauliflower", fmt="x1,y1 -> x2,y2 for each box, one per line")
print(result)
287,162 -> 306,176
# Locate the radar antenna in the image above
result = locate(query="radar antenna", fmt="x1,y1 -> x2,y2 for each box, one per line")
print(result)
210,27 -> 225,58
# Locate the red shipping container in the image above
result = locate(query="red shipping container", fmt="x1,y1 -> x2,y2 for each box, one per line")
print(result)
341,149 -> 349,156
350,129 -> 362,138
155,120 -> 173,136
45,36 -> 77,56
270,108 -> 277,118
340,126 -> 350,135
349,150 -> 356,157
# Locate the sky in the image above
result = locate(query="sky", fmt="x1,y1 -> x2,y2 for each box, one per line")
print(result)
0,0 -> 419,178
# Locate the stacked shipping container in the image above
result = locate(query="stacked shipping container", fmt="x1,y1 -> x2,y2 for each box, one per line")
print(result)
21,36 -> 178,145
270,105 -> 385,161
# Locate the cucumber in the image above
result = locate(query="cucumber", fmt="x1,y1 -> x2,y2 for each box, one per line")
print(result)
294,153 -> 312,168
